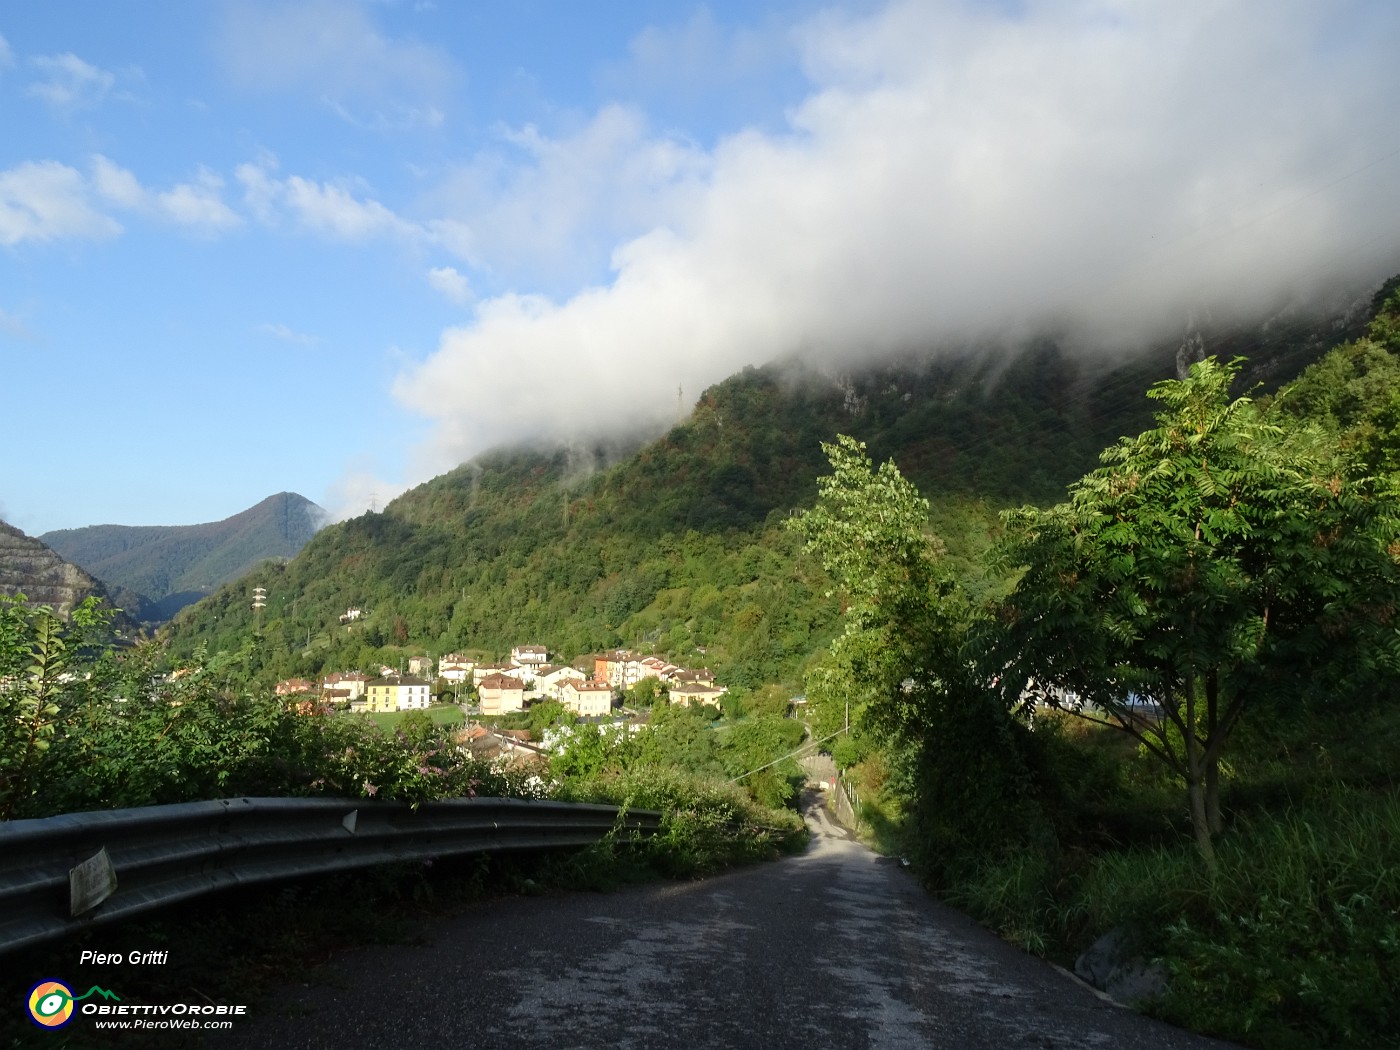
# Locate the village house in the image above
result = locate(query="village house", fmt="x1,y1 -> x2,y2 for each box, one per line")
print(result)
437,654 -> 475,682
594,650 -> 623,686
473,663 -> 516,686
560,679 -> 615,718
672,667 -> 717,687
478,673 -> 526,716
669,681 -> 728,708
339,607 -> 362,623
321,672 -> 369,701
534,664 -> 587,699
511,645 -> 549,671
365,675 -> 432,713
407,655 -> 434,678
274,678 -> 316,696
640,656 -> 679,681
596,649 -> 648,690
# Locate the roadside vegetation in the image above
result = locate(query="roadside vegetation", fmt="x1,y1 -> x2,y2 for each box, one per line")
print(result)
0,607 -> 807,1048
796,287 -> 1400,1049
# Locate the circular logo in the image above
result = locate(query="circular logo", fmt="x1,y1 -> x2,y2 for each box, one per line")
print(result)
27,980 -> 75,1029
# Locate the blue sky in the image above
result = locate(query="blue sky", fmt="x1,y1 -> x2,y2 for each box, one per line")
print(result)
3,1 -> 1399,536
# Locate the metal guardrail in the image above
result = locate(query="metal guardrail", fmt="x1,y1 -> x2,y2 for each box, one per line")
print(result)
0,796 -> 661,956
832,775 -> 862,831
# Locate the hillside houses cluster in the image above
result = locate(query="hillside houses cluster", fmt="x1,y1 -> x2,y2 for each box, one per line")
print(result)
276,645 -> 726,718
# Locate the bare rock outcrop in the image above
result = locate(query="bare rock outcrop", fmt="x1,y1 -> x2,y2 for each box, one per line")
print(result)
0,520 -> 115,620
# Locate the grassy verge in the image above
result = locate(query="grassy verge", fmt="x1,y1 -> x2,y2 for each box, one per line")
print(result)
939,762 -> 1400,1049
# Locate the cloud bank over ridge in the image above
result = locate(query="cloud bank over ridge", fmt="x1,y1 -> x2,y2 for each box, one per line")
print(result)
389,0 -> 1400,486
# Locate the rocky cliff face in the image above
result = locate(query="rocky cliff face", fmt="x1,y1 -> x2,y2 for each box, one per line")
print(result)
0,520 -> 116,620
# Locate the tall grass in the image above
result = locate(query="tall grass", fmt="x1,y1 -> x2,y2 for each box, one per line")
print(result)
1156,788 -> 1400,1049
946,785 -> 1400,1049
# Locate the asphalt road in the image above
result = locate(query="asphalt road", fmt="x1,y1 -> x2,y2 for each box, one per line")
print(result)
216,795 -> 1238,1050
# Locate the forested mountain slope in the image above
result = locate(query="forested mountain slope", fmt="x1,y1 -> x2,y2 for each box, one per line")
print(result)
43,492 -> 326,622
164,289 -> 1383,688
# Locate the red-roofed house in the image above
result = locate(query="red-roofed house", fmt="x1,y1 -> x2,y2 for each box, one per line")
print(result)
478,673 -> 526,716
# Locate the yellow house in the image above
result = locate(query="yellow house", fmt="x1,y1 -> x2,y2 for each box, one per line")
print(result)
365,675 -> 432,712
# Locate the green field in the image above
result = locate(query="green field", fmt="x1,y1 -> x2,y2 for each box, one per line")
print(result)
362,704 -> 467,733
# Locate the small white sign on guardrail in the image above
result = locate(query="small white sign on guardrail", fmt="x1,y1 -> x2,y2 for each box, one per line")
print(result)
70,848 -> 118,916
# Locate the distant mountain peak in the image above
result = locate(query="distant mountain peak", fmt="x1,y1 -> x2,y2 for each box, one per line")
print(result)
39,493 -> 327,623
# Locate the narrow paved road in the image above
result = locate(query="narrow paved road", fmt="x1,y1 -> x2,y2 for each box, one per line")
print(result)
218,795 -> 1236,1049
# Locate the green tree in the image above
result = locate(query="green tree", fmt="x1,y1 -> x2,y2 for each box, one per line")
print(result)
623,676 -> 666,708
526,699 -> 573,736
634,702 -> 722,776
789,437 -> 1036,881
787,435 -> 959,741
991,357 -> 1400,866
397,710 -> 436,749
717,716 -> 806,809
549,722 -> 630,779
0,596 -> 111,820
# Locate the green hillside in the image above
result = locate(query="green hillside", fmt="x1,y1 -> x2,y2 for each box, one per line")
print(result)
164,294 -> 1374,687
43,492 -> 326,623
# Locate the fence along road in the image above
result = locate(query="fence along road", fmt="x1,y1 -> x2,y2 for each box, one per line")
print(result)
0,796 -> 659,955
216,793 -> 1239,1050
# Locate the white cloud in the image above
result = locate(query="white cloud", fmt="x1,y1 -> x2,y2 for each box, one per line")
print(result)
324,468 -> 409,523
157,168 -> 241,231
0,161 -> 121,245
216,0 -> 457,129
281,175 -> 414,239
90,155 -> 145,209
233,156 -> 280,223
325,97 -> 444,132
426,266 -> 472,305
422,104 -> 709,288
91,156 -> 241,233
236,157 -> 434,247
0,33 -> 14,70
390,0 -> 1400,482
27,52 -> 115,109
256,322 -> 320,347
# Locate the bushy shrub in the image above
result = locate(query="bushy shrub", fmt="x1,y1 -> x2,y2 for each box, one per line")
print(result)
557,766 -> 807,877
